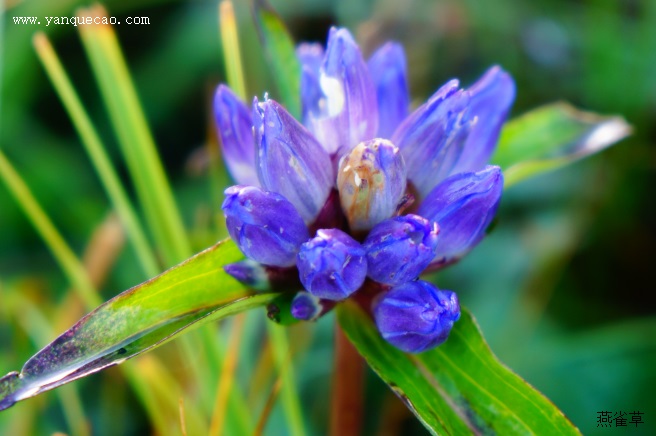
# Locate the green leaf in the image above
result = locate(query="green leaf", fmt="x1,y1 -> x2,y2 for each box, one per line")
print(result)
493,102 -> 631,187
337,301 -> 581,435
0,239 -> 276,412
252,0 -> 301,118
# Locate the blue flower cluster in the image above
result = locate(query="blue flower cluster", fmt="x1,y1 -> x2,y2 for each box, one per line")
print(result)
215,28 -> 514,353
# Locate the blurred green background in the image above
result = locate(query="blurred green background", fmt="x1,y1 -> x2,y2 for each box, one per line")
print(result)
1,0 -> 655,434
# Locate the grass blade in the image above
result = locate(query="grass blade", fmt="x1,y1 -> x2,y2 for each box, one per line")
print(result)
0,151 -> 175,433
32,32 -> 160,278
77,5 -> 191,266
0,151 -> 98,308
252,0 -> 301,118
267,323 -> 306,436
219,0 -> 247,100
209,314 -> 246,436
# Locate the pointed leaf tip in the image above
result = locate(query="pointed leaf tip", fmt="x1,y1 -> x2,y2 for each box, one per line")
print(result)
0,372 -> 19,411
0,240 -> 278,411
493,102 -> 631,187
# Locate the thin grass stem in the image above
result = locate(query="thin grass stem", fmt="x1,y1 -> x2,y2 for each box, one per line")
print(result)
32,32 -> 160,279
209,314 -> 246,436
267,323 -> 306,436
77,5 -> 191,267
0,151 -> 99,308
218,5 -> 308,428
219,0 -> 247,100
0,154 -> 185,435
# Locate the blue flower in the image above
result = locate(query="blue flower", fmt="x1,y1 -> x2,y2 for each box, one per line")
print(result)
215,27 -> 514,353
374,281 -> 460,353
297,229 -> 367,301
214,85 -> 260,187
363,214 -> 439,286
222,185 -> 308,267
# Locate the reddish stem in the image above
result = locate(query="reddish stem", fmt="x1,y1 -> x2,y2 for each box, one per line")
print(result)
330,321 -> 364,436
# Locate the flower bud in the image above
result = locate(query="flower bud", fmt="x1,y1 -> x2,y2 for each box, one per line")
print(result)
418,166 -> 503,267
450,66 -> 515,175
373,281 -> 460,353
306,27 -> 378,157
290,292 -> 323,321
296,228 -> 367,301
297,43 -> 325,122
253,97 -> 334,224
392,80 -> 474,198
337,139 -> 407,232
222,185 -> 309,267
363,214 -> 439,286
213,85 -> 259,186
367,42 -> 409,138
224,260 -> 269,290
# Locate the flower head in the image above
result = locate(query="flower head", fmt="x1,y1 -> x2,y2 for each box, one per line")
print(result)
214,27 -> 514,353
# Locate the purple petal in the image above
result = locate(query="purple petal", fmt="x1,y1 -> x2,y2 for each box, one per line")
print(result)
213,85 -> 259,186
296,228 -> 367,301
374,281 -> 460,353
297,43 -> 325,123
253,97 -> 334,224
224,259 -> 269,290
337,139 -> 407,231
450,66 -> 516,175
418,166 -> 503,266
391,80 -> 474,198
291,292 -> 323,321
222,185 -> 309,267
306,27 -> 378,157
367,42 -> 409,138
363,214 -> 439,286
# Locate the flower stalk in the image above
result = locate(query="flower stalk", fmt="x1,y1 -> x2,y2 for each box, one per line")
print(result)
330,324 -> 365,436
